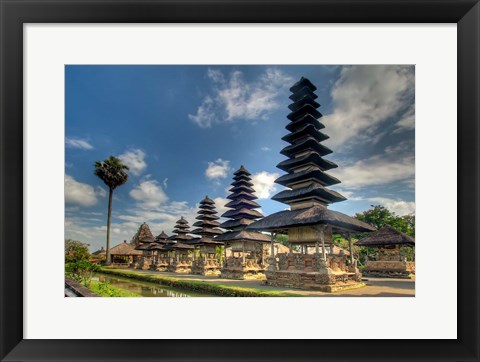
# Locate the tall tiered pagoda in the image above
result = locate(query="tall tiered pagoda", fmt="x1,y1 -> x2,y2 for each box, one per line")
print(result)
167,217 -> 194,273
247,77 -> 376,292
131,222 -> 156,270
190,196 -> 224,275
216,166 -> 271,280
149,231 -> 172,271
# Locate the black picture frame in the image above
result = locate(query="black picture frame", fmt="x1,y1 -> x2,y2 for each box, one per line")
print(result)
1,1 -> 478,361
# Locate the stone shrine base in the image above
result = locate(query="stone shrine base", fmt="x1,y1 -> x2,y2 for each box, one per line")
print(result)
363,261 -> 415,279
220,267 -> 266,280
265,270 -> 365,293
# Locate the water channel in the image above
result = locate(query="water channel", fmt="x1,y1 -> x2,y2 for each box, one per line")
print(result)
92,273 -> 217,297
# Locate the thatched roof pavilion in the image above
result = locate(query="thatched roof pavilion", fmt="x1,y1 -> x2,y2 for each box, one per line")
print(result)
110,241 -> 142,256
355,226 -> 415,247
248,205 -> 375,234
91,246 -> 106,257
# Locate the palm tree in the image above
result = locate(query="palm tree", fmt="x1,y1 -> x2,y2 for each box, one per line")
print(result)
94,156 -> 129,265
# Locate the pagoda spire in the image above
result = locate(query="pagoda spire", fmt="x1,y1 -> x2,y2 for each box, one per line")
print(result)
272,77 -> 346,210
191,196 -> 224,240
219,166 -> 264,231
169,216 -> 193,243
130,222 -> 155,246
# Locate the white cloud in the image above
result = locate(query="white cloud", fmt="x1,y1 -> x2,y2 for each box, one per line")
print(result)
368,197 -> 415,216
331,144 -> 414,189
118,149 -> 147,176
323,65 -> 414,149
65,174 -> 98,207
163,178 -> 169,189
251,171 -> 280,199
189,68 -> 293,128
205,159 -> 230,180
96,186 -> 107,198
65,137 -> 94,150
129,180 -> 168,209
261,146 -> 271,151
394,105 -> 415,133
212,197 -> 230,217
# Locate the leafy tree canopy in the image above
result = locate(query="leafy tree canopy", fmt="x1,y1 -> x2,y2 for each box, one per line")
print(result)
355,205 -> 415,237
65,239 -> 91,263
94,156 -> 129,190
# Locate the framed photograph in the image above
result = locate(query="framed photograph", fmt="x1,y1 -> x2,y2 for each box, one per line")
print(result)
1,0 -> 479,361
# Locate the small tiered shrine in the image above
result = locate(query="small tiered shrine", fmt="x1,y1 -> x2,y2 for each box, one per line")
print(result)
355,226 -> 415,278
131,222 -> 156,270
190,196 -> 224,276
167,217 -> 194,273
247,77 -> 375,292
149,231 -> 172,271
216,166 -> 271,280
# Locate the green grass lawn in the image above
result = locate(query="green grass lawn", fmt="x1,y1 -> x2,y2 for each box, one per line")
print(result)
100,268 -> 300,297
89,280 -> 140,297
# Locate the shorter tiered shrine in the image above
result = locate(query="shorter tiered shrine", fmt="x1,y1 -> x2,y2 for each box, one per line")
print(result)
247,77 -> 375,292
167,217 -> 194,273
191,196 -> 224,276
216,166 -> 271,280
149,231 -> 173,271
131,222 -> 156,270
355,226 -> 415,278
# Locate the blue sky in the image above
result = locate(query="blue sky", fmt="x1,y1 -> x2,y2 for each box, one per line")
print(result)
65,65 -> 415,251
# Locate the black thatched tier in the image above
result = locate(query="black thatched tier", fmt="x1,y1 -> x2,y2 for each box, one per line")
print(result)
247,206 -> 376,233
196,213 -> 220,221
164,242 -> 194,251
233,165 -> 251,176
191,227 -> 224,236
287,104 -> 322,122
199,196 -> 215,205
286,114 -> 325,132
227,191 -> 257,201
197,208 -> 217,215
355,226 -> 415,247
280,137 -> 333,157
224,198 -> 260,209
193,215 -> 220,227
276,152 -> 338,173
230,178 -> 254,187
215,230 -> 271,243
229,184 -> 256,194
288,95 -> 320,112
290,77 -> 317,93
275,168 -> 341,188
289,86 -> 318,102
281,124 -> 329,144
219,218 -> 255,229
221,208 -> 263,220
155,231 -> 170,241
272,183 -> 346,204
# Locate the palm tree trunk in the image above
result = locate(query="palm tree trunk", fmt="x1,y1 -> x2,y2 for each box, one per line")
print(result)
105,188 -> 113,265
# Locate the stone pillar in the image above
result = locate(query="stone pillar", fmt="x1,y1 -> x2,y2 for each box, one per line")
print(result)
315,241 -> 319,254
289,242 -> 293,254
242,243 -> 245,264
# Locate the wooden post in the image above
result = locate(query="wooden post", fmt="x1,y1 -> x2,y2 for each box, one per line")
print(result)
242,242 -> 245,264
270,232 -> 276,258
347,233 -> 354,264
289,242 -> 293,254
315,240 -> 319,254
320,226 -> 326,261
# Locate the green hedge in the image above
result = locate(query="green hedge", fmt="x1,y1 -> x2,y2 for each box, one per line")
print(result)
99,268 -> 299,297
89,280 -> 140,297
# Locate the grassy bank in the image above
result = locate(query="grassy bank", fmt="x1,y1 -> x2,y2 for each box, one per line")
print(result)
100,268 -> 300,297
89,280 -> 140,297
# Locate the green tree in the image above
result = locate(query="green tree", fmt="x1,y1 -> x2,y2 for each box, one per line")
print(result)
94,156 -> 129,265
65,239 -> 91,263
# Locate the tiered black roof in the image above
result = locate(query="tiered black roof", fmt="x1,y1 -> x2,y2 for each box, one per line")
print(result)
216,166 -> 270,243
191,196 -> 223,244
272,77 -> 346,207
169,216 -> 194,243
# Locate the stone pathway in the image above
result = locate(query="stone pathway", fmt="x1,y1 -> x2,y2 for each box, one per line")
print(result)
108,267 -> 415,297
